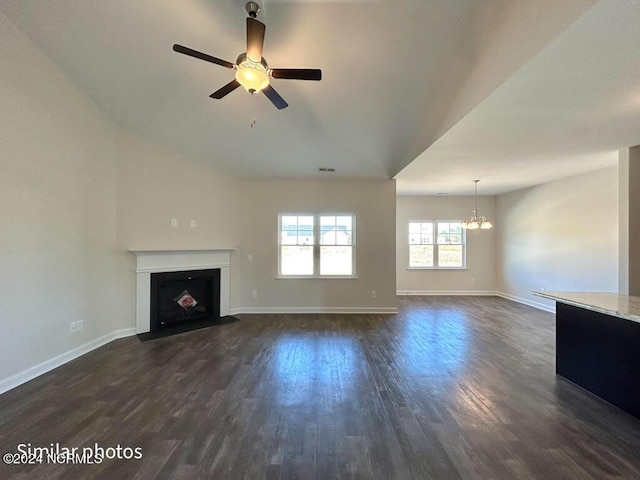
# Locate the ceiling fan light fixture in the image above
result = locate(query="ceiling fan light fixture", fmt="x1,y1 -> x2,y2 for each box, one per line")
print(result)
235,56 -> 269,93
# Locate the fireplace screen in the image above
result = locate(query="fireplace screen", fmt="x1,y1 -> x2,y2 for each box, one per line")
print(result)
150,269 -> 221,331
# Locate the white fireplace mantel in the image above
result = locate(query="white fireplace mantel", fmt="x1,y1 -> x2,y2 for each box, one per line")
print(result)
131,249 -> 233,333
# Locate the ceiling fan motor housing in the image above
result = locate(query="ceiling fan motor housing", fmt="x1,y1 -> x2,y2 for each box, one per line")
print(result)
245,2 -> 261,18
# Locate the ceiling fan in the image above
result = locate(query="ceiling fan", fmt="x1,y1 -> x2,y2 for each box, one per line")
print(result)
173,1 -> 322,110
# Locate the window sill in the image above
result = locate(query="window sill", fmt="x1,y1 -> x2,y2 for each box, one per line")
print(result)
276,276 -> 359,280
406,267 -> 468,271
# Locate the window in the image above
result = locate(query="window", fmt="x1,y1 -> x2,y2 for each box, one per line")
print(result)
409,221 -> 465,268
279,214 -> 355,277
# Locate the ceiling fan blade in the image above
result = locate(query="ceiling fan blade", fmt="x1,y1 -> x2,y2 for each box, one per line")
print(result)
246,18 -> 266,62
173,44 -> 235,69
270,69 -> 322,81
210,80 -> 241,99
263,85 -> 288,110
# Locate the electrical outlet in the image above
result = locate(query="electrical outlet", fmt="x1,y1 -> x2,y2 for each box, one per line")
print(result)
69,322 -> 77,333
190,220 -> 196,227
247,254 -> 253,261
76,319 -> 83,331
370,290 -> 376,298
470,278 -> 475,284
171,219 -> 178,227
252,290 -> 258,299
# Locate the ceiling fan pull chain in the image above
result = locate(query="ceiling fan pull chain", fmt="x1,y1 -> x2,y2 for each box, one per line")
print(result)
250,92 -> 257,128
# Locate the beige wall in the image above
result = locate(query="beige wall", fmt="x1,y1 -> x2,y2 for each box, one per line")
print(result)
115,131 -> 244,312
0,12 -> 123,384
115,152 -> 397,312
620,146 -> 640,296
396,196 -> 496,294
496,166 -> 619,310
116,132 -> 242,252
235,179 -> 397,311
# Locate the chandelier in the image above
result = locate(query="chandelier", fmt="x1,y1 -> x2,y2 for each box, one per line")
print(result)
461,180 -> 492,230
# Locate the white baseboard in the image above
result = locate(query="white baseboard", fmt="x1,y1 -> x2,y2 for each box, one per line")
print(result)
0,327 -> 136,395
496,292 -> 556,313
396,290 -> 497,296
230,306 -> 398,315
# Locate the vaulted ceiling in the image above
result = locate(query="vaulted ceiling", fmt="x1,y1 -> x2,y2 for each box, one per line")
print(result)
1,0 -> 638,195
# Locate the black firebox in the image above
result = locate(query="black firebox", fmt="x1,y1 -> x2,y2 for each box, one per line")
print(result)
150,269 -> 220,332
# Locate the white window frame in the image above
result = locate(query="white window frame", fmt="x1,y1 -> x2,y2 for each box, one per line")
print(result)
278,213 -> 357,278
408,220 -> 466,269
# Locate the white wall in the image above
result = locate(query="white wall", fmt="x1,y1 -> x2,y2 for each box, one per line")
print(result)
235,179 -> 397,312
0,11 -> 125,387
396,196 -> 496,294
496,166 -> 618,310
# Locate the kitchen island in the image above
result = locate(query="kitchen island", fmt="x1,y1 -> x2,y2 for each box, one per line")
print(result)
534,291 -> 640,419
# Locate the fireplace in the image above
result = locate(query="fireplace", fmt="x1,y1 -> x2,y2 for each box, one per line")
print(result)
132,249 -> 232,334
150,269 -> 220,332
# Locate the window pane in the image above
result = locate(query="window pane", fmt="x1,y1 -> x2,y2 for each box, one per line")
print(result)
409,245 -> 434,267
438,245 -> 463,267
320,216 -> 336,232
335,216 -> 352,245
421,232 -> 433,244
281,246 -> 313,275
281,231 -> 297,245
409,222 -> 433,245
320,216 -> 353,246
438,233 -> 451,244
320,229 -> 336,245
298,232 -> 314,245
437,222 -> 449,244
336,216 -> 352,231
281,216 -> 298,230
298,216 -> 314,231
336,230 -> 351,245
320,246 -> 352,275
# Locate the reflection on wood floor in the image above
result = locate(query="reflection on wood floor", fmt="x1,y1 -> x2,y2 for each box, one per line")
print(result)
1,296 -> 640,479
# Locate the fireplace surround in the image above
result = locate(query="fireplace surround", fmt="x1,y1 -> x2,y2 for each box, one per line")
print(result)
132,250 -> 232,334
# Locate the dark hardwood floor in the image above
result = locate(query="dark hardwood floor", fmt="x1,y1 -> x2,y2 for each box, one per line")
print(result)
1,296 -> 640,479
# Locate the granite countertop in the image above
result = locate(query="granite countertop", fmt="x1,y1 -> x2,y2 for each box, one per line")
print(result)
533,291 -> 640,324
